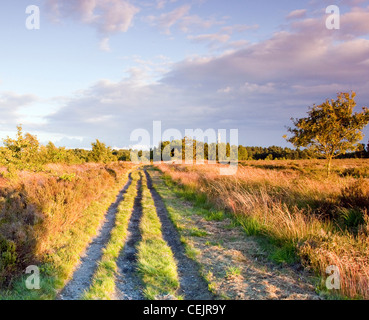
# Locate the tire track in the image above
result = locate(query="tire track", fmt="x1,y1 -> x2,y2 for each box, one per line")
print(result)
144,169 -> 214,300
58,173 -> 133,300
114,173 -> 145,300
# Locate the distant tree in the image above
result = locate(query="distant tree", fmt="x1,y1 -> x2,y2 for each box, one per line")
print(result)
265,154 -> 273,161
88,139 -> 115,163
285,92 -> 369,176
113,149 -> 131,161
1,124 -> 41,170
238,146 -> 248,161
40,141 -> 69,163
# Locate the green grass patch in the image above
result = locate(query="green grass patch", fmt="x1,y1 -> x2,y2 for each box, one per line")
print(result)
269,243 -> 298,264
204,210 -> 226,221
82,170 -> 140,300
189,227 -> 208,237
225,266 -> 241,279
235,215 -> 264,236
136,171 -> 180,300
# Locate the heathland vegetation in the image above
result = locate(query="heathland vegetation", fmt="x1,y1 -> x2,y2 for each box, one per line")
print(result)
155,160 -> 369,299
0,92 -> 368,300
0,126 -> 137,297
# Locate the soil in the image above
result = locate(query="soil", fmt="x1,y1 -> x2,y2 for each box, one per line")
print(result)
113,174 -> 145,300
145,169 -> 214,300
58,167 -> 321,300
58,173 -> 132,300
148,168 -> 321,300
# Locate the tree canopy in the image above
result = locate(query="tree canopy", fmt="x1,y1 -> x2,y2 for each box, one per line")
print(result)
285,92 -> 369,175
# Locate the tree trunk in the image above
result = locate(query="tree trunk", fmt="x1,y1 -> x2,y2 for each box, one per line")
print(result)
326,157 -> 332,177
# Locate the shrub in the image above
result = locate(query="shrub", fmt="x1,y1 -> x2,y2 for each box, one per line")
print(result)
0,162 -> 132,288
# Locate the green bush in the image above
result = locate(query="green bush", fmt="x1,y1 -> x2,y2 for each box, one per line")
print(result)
0,237 -> 18,285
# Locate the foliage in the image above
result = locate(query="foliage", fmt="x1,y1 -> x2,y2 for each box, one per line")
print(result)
88,139 -> 117,164
0,125 -> 42,171
285,92 -> 369,175
0,162 -> 134,290
0,125 -> 132,174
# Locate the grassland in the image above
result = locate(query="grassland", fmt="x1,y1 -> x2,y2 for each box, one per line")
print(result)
82,170 -> 139,300
147,166 -> 318,299
0,162 -> 136,299
0,158 -> 368,300
155,159 -> 369,299
136,169 -> 180,300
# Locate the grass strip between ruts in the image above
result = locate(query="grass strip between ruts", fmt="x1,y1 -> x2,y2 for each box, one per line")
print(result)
82,170 -> 140,300
136,170 -> 180,300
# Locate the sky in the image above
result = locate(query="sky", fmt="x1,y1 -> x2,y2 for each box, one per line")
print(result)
1,0 -> 369,149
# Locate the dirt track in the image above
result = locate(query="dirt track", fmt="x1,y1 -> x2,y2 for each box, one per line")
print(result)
114,174 -> 145,300
58,167 -> 320,300
59,174 -> 132,300
145,169 -> 213,300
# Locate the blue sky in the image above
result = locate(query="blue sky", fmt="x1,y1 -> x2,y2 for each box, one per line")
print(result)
1,0 -> 369,149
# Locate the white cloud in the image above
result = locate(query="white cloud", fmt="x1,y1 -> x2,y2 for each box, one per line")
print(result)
155,0 -> 179,10
286,9 -> 307,20
187,33 -> 230,44
0,92 -> 39,128
145,4 -> 225,34
28,5 -> 369,147
46,0 -> 139,34
146,4 -> 191,34
187,23 -> 258,48
45,0 -> 140,50
220,24 -> 259,34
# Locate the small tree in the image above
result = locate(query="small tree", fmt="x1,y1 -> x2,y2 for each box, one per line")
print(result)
285,92 -> 369,176
1,124 -> 41,170
88,139 -> 115,163
238,146 -> 248,161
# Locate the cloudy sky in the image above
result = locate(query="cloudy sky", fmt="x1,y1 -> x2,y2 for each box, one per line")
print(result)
1,0 -> 369,149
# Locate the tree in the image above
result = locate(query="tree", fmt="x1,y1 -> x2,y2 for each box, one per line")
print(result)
285,92 -> 369,176
265,154 -> 273,161
1,124 -> 41,170
88,139 -> 115,163
238,146 -> 248,161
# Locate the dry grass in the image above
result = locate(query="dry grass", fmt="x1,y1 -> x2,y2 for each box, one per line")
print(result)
0,162 -> 136,288
155,159 -> 369,299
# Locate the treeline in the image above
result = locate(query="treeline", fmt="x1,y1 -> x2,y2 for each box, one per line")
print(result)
0,126 -> 130,172
1,126 -> 368,172
141,138 -> 369,161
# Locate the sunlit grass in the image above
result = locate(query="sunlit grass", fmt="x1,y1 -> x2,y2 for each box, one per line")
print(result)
136,171 -> 180,300
82,170 -> 139,300
0,164 -> 135,299
155,160 -> 369,299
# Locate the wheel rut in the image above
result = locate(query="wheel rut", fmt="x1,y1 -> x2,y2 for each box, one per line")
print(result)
114,173 -> 145,300
144,169 -> 214,300
59,168 -> 213,300
58,173 -> 133,300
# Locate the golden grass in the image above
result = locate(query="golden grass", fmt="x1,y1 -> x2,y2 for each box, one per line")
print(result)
155,159 -> 369,299
0,162 -> 136,289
